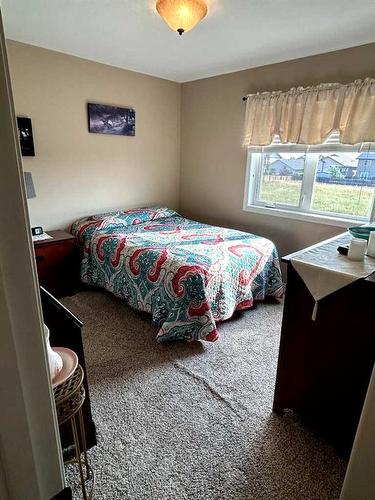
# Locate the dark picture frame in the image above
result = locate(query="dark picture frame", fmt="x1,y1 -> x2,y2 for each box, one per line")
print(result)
17,117 -> 35,156
87,103 -> 135,136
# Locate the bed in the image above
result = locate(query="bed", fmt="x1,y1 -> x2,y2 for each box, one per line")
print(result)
71,207 -> 283,342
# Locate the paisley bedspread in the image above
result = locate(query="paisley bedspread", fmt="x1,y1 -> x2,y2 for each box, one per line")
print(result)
71,207 -> 283,343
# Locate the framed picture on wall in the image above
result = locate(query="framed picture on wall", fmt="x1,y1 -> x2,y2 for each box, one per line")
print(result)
17,117 -> 35,156
88,103 -> 135,136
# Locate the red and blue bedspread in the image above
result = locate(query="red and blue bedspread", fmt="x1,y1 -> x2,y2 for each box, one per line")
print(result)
71,207 -> 283,343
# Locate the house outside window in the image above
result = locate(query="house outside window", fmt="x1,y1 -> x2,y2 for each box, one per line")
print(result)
244,135 -> 375,226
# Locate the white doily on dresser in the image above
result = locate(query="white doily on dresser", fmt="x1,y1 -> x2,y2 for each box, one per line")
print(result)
291,234 -> 375,320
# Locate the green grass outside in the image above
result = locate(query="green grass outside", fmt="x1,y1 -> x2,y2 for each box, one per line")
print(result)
260,179 -> 374,217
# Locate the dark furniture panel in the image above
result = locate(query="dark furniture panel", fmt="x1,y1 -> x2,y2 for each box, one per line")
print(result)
40,287 -> 97,453
273,260 -> 375,458
34,230 -> 79,298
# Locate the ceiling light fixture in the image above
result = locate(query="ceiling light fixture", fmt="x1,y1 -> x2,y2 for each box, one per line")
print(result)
156,0 -> 208,36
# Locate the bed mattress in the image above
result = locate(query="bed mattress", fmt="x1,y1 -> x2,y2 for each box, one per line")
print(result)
71,207 -> 283,342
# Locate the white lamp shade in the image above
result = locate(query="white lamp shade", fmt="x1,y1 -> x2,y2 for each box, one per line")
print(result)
24,171 -> 36,199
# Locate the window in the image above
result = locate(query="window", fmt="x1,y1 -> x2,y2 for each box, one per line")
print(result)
244,135 -> 375,225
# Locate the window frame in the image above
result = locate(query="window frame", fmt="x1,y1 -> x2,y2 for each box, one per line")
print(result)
244,142 -> 375,227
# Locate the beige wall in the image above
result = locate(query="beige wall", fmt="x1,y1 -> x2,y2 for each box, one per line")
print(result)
7,40 -> 375,254
180,43 -> 375,257
7,41 -> 181,231
341,366 -> 375,500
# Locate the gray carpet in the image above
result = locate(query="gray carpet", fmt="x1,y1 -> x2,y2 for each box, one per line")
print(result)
62,290 -> 346,500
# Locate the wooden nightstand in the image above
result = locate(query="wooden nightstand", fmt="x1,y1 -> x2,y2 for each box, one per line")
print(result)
34,230 -> 78,298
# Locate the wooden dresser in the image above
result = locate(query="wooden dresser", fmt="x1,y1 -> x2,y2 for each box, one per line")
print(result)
34,230 -> 78,297
273,233 -> 375,457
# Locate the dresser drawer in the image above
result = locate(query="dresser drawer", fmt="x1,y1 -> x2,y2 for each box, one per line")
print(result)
35,240 -> 75,278
34,231 -> 78,297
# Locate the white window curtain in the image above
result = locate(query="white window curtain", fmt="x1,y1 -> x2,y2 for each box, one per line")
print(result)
243,78 -> 375,147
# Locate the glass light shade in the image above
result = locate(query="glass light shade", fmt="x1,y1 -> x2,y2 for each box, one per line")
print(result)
156,0 -> 207,35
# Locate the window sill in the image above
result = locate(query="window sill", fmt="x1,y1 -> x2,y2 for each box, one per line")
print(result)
243,204 -> 366,228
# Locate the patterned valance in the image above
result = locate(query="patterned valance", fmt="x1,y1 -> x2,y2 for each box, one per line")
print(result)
243,78 -> 375,146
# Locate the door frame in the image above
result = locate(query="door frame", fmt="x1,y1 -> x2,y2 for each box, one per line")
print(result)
0,7 -> 65,499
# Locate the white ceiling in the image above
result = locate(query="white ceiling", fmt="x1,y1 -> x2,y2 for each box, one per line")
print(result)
2,0 -> 375,83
